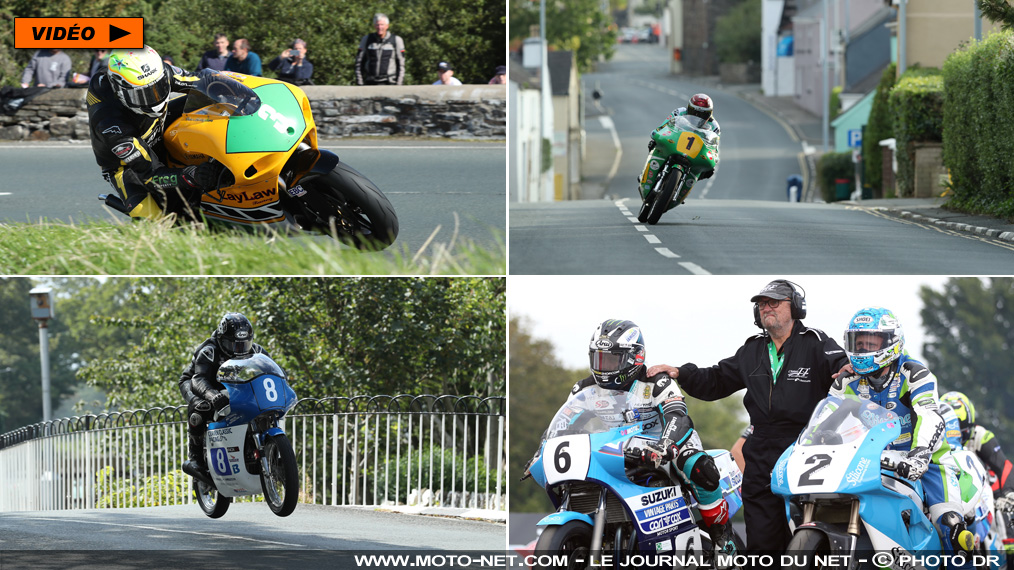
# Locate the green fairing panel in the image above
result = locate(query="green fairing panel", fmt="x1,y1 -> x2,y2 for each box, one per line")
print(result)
226,83 -> 307,154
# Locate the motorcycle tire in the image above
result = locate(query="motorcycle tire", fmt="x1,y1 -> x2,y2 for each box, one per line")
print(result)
260,433 -> 299,517
646,170 -> 682,225
193,478 -> 231,519
534,520 -> 593,570
298,162 -> 399,250
783,529 -> 831,570
636,198 -> 651,223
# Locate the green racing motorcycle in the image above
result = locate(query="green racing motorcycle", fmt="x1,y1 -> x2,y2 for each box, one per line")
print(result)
636,114 -> 719,225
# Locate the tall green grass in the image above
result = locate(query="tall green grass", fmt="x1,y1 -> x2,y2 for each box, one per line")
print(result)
0,219 -> 504,275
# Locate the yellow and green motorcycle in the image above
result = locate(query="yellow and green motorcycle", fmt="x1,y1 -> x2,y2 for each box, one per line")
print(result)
100,70 -> 398,249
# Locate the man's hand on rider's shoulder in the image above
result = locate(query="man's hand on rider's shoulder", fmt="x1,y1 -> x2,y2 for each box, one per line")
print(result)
832,363 -> 854,379
647,364 -> 679,378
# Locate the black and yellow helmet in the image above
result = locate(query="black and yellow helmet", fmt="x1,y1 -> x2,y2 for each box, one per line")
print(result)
106,45 -> 172,117
940,391 -> 975,442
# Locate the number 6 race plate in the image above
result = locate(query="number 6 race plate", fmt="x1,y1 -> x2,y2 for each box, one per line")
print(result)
545,435 -> 591,485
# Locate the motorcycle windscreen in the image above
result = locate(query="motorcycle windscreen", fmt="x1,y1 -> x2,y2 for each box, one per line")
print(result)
226,83 -> 307,154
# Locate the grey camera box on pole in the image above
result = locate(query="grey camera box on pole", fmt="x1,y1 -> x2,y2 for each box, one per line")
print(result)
29,287 -> 54,321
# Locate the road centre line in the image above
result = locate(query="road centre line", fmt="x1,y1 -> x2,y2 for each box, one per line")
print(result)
614,198 -> 711,273
23,515 -> 307,547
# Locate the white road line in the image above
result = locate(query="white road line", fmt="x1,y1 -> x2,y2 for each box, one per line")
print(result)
626,216 -> 639,223
0,192 -> 11,196
23,515 -> 307,547
634,225 -> 648,232
600,116 -> 623,185
678,262 -> 712,275
644,234 -> 661,244
655,247 -> 680,258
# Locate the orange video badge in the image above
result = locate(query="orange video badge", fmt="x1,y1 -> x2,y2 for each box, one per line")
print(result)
14,18 -> 144,49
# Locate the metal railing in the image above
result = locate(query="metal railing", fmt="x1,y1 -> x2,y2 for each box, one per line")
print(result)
0,395 -> 505,513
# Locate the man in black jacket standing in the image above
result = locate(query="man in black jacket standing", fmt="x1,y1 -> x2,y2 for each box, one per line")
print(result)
355,13 -> 406,85
648,279 -> 849,556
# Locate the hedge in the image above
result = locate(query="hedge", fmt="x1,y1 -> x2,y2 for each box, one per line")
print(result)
887,67 -> 944,197
816,151 -> 855,202
943,31 -> 1014,218
862,63 -> 896,196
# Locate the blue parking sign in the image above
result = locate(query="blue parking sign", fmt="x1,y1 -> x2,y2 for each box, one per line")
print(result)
848,129 -> 862,148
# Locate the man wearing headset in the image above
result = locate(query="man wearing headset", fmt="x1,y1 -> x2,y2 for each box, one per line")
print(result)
648,280 -> 849,556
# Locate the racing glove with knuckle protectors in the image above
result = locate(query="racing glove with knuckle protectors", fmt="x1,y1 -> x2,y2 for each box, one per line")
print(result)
896,446 -> 931,481
638,440 -> 677,468
181,162 -> 222,191
210,390 -> 230,416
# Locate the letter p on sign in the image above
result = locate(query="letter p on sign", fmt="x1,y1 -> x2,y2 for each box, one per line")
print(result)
15,18 -> 144,49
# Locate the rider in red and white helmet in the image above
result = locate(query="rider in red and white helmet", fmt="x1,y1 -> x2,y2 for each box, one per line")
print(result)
644,93 -> 721,191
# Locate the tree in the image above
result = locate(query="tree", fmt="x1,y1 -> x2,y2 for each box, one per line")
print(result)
509,0 -> 617,73
75,278 -> 505,410
716,0 -> 761,64
0,278 -> 79,430
919,277 -> 1014,448
977,0 -> 1014,30
0,0 -> 505,87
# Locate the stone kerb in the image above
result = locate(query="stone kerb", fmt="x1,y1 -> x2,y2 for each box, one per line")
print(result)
0,84 -> 506,141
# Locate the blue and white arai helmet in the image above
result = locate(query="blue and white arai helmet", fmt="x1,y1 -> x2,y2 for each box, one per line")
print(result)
588,319 -> 646,390
843,307 -> 904,387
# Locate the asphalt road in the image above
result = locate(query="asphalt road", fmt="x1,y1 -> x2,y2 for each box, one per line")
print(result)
510,45 -> 1014,274
0,139 -> 505,253
0,504 -> 505,568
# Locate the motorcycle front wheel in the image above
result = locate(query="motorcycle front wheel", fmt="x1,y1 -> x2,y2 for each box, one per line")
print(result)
193,478 -> 231,519
534,520 -> 593,570
783,528 -> 831,570
646,169 -> 682,225
260,434 -> 299,517
297,162 -> 399,250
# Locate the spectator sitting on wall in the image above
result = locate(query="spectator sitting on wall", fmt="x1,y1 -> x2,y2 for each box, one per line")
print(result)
488,65 -> 506,85
21,49 -> 72,88
433,61 -> 462,86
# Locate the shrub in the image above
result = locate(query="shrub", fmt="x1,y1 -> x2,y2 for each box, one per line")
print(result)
863,63 -> 896,196
888,67 -> 943,197
943,30 -> 1014,218
816,151 -> 856,202
716,0 -> 762,64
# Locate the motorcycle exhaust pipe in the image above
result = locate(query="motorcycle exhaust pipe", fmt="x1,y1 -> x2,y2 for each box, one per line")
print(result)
183,461 -> 215,487
589,489 -> 608,564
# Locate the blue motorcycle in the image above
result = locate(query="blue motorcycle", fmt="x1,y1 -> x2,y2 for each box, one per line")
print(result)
771,395 -> 1005,570
524,389 -> 745,568
191,353 -> 299,519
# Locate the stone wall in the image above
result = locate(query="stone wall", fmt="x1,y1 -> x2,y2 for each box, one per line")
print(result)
0,84 -> 505,141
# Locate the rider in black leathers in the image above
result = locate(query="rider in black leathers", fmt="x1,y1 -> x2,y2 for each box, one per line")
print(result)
87,44 -> 221,221
179,313 -> 269,477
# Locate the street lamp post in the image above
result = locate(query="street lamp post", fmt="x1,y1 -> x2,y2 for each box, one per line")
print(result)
29,286 -> 54,423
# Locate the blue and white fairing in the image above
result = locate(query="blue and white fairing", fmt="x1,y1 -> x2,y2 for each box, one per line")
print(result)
771,395 -> 1006,569
530,389 -> 743,552
204,353 -> 297,497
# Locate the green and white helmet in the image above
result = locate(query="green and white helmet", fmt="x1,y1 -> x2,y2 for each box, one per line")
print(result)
106,45 -> 172,117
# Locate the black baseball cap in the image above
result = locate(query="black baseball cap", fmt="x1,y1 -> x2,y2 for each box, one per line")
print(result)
750,280 -> 795,302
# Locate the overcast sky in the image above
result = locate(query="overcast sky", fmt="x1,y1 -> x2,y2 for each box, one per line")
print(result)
510,275 -> 953,374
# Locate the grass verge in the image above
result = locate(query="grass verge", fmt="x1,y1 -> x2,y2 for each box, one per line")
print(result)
0,218 -> 505,275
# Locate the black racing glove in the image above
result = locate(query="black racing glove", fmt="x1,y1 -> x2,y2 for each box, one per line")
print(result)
181,162 -> 222,191
209,391 -> 230,415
